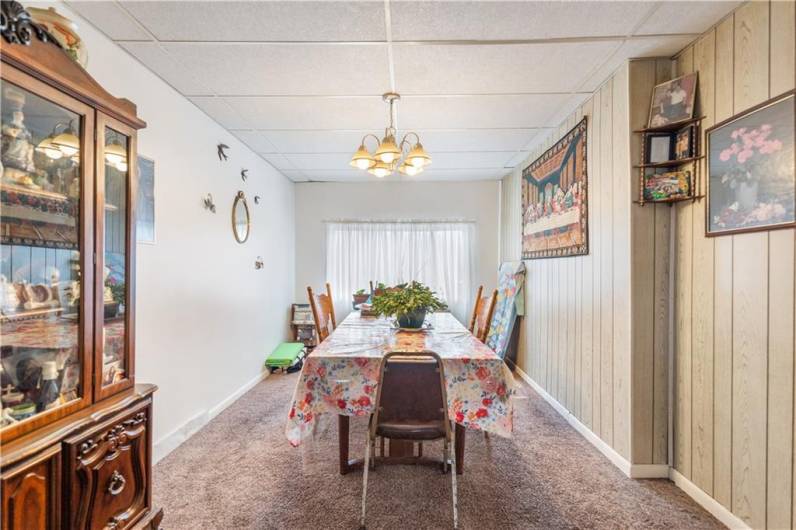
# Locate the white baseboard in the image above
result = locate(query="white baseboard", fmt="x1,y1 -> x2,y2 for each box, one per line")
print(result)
514,366 -> 637,477
669,469 -> 750,529
514,366 -> 750,528
153,370 -> 269,464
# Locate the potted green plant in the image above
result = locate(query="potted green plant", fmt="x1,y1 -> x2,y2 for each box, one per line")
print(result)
352,288 -> 369,306
371,281 -> 444,329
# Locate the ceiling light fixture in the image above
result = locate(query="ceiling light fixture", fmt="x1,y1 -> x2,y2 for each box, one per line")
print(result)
350,92 -> 431,178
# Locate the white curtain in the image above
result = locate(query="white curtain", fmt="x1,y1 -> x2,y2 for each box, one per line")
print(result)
325,221 -> 476,322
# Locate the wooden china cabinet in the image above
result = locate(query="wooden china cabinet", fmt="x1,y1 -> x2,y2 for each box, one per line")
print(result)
0,2 -> 162,528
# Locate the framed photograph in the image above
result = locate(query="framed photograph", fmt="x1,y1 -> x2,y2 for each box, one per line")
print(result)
521,117 -> 588,259
675,125 -> 694,160
136,155 -> 155,244
648,73 -> 698,128
647,133 -> 674,163
644,168 -> 692,202
706,90 -> 795,236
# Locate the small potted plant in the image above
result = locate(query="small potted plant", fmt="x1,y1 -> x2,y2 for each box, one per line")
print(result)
373,282 -> 387,297
371,281 -> 444,329
352,288 -> 369,306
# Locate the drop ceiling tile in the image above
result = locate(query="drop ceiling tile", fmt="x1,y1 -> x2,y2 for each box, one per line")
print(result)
390,1 -> 654,41
261,154 -> 296,171
121,1 -> 386,42
636,2 -> 741,35
298,169 -> 376,182
415,129 -> 545,152
543,94 -> 592,132
399,94 -> 572,129
578,35 -> 697,93
253,130 -> 373,154
190,97 -> 254,130
151,43 -> 389,96
67,1 -> 152,41
412,168 -> 509,181
427,151 -> 517,170
245,128 -> 546,155
120,42 -> 214,94
393,41 -> 621,95
284,153 -> 353,171
232,130 -> 278,153
222,97 -> 387,130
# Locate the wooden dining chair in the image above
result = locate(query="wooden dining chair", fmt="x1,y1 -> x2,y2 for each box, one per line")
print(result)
468,286 -> 498,343
307,282 -> 336,343
361,351 -> 458,529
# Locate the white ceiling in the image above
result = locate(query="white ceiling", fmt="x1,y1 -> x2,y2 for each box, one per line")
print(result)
66,0 -> 739,182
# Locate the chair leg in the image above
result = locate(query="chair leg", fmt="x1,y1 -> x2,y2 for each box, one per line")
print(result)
450,428 -> 458,529
370,436 -> 377,470
361,431 -> 371,529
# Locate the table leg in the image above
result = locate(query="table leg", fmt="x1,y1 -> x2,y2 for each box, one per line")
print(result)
455,424 -> 465,475
339,415 -> 349,475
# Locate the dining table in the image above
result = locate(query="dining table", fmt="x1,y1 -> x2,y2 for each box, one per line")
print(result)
285,310 -> 518,474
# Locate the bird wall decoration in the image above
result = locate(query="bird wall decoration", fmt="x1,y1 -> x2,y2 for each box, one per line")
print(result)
254,195 -> 261,204
241,169 -> 248,181
203,193 -> 216,213
217,143 -> 229,161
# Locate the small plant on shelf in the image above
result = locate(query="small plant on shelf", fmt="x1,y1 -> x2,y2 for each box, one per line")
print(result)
371,281 -> 444,329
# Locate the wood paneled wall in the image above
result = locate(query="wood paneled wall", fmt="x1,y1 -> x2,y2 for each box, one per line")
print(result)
670,2 -> 796,528
502,7 -> 795,525
501,64 -> 647,461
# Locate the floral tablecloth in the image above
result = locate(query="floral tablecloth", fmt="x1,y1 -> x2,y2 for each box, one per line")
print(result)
286,311 -> 518,446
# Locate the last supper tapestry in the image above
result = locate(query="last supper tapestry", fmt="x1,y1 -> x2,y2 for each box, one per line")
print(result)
521,117 -> 589,259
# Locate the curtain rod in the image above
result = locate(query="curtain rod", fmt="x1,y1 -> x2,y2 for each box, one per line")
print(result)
323,219 -> 476,224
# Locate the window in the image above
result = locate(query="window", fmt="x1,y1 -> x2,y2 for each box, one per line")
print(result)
325,221 -> 475,321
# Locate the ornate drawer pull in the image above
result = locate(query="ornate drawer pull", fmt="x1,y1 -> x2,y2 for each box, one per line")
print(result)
107,470 -> 126,496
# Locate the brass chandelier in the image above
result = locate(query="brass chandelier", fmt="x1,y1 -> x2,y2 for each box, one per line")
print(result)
349,92 -> 431,177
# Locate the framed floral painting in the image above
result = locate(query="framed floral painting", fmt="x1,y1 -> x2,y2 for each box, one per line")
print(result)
706,90 -> 795,236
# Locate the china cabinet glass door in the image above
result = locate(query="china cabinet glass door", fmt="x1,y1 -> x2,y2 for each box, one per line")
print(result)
95,114 -> 135,400
0,70 -> 94,438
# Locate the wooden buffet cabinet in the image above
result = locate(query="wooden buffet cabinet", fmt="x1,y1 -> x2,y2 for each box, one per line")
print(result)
0,2 -> 162,528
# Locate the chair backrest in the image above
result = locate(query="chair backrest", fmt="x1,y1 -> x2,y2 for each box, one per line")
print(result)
370,352 -> 450,435
469,286 -> 498,343
307,282 -> 336,342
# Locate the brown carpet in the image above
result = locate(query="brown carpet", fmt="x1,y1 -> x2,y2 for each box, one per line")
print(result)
153,372 -> 723,529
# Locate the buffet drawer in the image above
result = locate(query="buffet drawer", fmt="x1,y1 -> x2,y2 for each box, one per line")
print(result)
1,444 -> 61,530
64,401 -> 151,530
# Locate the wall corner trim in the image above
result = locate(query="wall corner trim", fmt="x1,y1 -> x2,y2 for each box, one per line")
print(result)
153,370 -> 270,464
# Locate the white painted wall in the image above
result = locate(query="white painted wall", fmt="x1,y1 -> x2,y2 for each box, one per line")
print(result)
294,181 -> 500,320
48,2 -> 296,459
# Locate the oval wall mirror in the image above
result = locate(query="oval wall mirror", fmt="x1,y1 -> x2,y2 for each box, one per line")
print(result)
232,191 -> 250,243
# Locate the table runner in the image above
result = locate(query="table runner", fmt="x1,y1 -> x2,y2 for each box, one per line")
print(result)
286,311 -> 518,446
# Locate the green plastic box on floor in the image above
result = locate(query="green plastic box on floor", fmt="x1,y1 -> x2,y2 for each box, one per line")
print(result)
265,342 -> 305,368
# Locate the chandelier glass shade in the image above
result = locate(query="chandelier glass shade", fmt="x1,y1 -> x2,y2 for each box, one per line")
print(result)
350,93 -> 431,178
